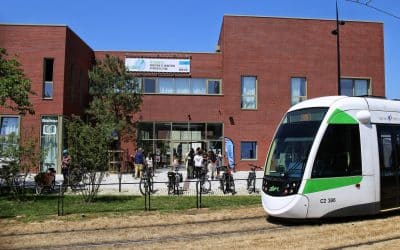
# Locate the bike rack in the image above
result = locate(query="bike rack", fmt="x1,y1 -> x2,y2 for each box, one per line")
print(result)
196,180 -> 202,209
144,178 -> 151,211
51,176 -> 265,216
57,184 -> 64,216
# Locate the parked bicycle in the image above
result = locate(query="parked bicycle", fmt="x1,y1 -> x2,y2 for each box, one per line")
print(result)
67,166 -> 88,192
219,166 -> 236,195
198,168 -> 211,194
34,166 -> 56,194
139,165 -> 154,195
167,166 -> 183,195
247,163 -> 263,194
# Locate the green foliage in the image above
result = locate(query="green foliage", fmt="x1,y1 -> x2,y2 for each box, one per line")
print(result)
63,55 -> 143,202
0,48 -> 35,115
0,132 -> 43,199
66,117 -> 109,172
66,117 -> 109,202
87,54 -> 142,143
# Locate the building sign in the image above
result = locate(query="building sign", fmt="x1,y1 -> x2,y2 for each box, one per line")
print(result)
125,58 -> 190,73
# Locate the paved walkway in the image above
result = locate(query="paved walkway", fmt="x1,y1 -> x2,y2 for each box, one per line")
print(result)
25,167 -> 264,196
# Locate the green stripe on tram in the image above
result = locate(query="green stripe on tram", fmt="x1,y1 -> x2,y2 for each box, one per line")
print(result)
328,109 -> 358,124
302,176 -> 362,194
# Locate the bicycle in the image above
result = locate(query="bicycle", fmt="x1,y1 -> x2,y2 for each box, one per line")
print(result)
167,166 -> 183,195
198,167 -> 211,194
139,166 -> 154,195
34,166 -> 56,195
67,166 -> 88,192
247,164 -> 263,194
219,166 -> 236,195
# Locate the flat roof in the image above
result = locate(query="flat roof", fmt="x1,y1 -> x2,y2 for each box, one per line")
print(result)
223,14 -> 383,24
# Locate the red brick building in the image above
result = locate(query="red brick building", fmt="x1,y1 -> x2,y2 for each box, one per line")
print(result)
0,15 -> 385,172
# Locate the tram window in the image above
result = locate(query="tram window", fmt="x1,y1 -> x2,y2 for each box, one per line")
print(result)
312,124 -> 361,178
377,125 -> 400,176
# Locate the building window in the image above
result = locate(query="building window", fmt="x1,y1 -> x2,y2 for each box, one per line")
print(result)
241,141 -> 257,160
175,78 -> 190,94
43,58 -> 54,99
140,77 -> 221,95
0,116 -> 20,152
191,79 -> 206,94
137,122 -> 224,166
143,78 -> 156,93
40,116 -> 58,171
291,77 -> 307,105
70,64 -> 75,103
0,116 -> 19,136
241,76 -> 257,109
158,78 -> 174,94
340,78 -> 370,96
207,80 -> 221,94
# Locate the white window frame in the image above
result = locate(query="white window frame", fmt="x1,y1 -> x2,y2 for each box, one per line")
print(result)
241,76 -> 257,110
340,78 -> 371,96
291,77 -> 307,106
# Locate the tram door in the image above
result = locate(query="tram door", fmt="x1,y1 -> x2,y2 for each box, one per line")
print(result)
377,125 -> 400,209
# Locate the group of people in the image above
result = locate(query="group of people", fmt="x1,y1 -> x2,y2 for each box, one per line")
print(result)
131,147 -> 223,181
130,148 -> 154,179
186,148 -> 222,180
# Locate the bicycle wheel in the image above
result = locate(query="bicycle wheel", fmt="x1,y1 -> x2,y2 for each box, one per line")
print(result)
35,184 -> 44,195
148,176 -> 154,193
201,180 -> 211,193
220,178 -> 227,194
69,168 -> 83,191
247,178 -> 255,193
139,177 -> 147,196
230,180 -> 236,195
174,177 -> 180,195
168,179 -> 174,195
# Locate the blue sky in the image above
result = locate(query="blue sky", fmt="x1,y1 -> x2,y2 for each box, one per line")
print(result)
1,0 -> 399,99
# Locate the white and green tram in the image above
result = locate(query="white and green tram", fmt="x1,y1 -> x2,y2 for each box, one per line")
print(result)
262,96 -> 400,218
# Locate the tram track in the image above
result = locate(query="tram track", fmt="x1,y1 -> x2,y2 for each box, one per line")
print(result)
327,234 -> 400,249
2,211 -> 288,249
12,224 -> 289,250
3,206 -> 400,249
0,214 -> 266,238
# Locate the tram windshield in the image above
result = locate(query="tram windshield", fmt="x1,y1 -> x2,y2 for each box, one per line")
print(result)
265,108 -> 328,179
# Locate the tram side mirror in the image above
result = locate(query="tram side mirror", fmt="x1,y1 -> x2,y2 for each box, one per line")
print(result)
356,110 -> 371,124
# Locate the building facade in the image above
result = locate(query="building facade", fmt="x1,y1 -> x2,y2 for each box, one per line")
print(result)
0,15 -> 385,172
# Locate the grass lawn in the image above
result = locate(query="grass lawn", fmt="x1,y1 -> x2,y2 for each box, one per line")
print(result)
0,194 -> 261,222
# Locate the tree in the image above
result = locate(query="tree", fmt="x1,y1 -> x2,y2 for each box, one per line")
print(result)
66,117 -> 109,202
87,54 -> 142,145
0,48 -> 35,115
0,131 -> 43,199
65,55 -> 142,202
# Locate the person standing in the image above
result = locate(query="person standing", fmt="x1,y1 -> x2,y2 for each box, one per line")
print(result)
193,150 -> 203,178
187,148 -> 195,179
145,153 -> 154,176
208,150 -> 217,180
61,149 -> 71,190
216,150 -> 223,179
134,148 -> 144,179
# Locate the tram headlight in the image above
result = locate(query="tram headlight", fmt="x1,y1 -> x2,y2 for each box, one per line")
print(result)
262,178 -> 268,193
291,181 -> 301,194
